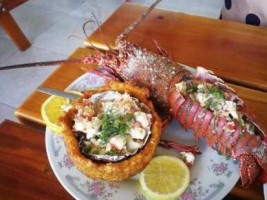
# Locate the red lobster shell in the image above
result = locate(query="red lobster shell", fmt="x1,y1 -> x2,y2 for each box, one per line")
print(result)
168,69 -> 267,188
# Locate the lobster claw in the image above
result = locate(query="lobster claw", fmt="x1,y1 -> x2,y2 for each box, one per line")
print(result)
239,154 -> 260,188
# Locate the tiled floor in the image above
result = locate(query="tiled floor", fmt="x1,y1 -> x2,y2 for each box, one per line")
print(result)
0,0 -> 224,123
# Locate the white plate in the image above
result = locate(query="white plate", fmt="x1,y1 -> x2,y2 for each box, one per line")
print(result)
45,73 -> 240,200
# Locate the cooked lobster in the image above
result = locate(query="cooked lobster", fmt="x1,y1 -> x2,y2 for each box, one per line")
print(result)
1,0 -> 266,187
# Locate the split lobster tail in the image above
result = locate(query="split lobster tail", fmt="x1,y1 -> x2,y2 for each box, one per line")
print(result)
168,67 -> 267,188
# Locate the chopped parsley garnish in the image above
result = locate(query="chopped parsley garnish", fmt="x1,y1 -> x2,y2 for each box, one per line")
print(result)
99,112 -> 133,143
187,83 -> 198,93
78,138 -> 91,155
238,117 -> 245,126
203,97 -> 221,112
108,149 -> 116,156
82,146 -> 91,155
247,123 -> 255,133
207,87 -> 224,100
199,86 -> 224,111
204,99 -> 213,109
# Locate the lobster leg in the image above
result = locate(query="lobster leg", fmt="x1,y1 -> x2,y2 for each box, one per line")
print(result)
153,40 -> 171,59
159,139 -> 201,154
239,154 -> 260,188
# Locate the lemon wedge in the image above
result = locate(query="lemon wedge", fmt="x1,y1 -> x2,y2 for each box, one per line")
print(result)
41,91 -> 82,134
139,156 -> 190,200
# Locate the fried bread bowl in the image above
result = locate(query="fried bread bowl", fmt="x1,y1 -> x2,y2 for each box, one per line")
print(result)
60,80 -> 162,181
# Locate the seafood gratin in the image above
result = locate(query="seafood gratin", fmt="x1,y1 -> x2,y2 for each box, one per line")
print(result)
74,91 -> 153,162
60,81 -> 162,181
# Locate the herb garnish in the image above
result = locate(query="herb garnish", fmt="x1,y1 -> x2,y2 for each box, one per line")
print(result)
99,112 -> 134,143
187,83 -> 198,93
78,137 -> 91,155
247,123 -> 255,133
108,149 -> 116,156
207,87 -> 224,100
201,86 -> 224,111
82,146 -> 91,155
239,117 -> 245,126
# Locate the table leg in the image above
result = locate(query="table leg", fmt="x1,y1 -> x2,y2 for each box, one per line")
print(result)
0,11 -> 31,51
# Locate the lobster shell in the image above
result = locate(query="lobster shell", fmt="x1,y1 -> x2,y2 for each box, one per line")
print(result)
168,72 -> 267,187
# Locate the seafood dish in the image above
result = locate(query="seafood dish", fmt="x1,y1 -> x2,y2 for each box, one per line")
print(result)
60,81 -> 162,180
1,0 -> 266,188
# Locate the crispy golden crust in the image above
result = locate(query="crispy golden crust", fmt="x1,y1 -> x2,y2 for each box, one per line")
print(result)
60,80 -> 162,181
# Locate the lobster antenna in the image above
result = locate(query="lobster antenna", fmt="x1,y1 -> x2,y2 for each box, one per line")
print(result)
68,35 -> 84,41
90,11 -> 117,54
82,19 -> 94,37
68,34 -> 99,51
117,0 -> 162,41
0,59 -> 80,71
153,39 -> 171,59
82,20 -> 103,53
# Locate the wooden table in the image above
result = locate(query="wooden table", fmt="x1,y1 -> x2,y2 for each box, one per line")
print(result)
14,3 -> 267,200
0,120 -> 73,200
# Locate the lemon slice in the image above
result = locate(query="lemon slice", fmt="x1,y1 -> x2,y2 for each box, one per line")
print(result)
41,91 -> 82,134
139,156 -> 190,200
